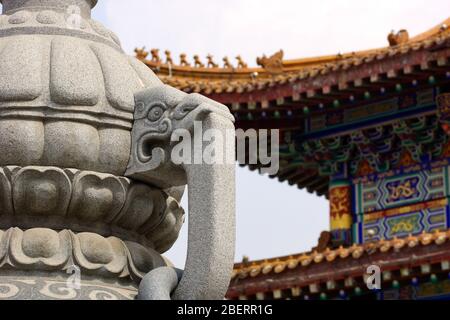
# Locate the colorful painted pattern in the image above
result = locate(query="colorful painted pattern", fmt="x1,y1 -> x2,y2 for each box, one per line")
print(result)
330,185 -> 352,220
352,163 -> 450,243
354,203 -> 448,243
354,167 -> 447,214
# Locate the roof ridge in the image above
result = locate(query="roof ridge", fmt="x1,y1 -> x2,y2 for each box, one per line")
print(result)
136,18 -> 449,78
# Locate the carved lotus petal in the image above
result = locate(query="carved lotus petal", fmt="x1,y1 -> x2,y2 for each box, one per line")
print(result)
73,233 -> 129,276
9,228 -> 70,267
114,183 -> 162,230
124,241 -> 166,277
0,227 -> 163,281
22,228 -> 60,258
147,196 -> 184,253
78,233 -> 114,265
8,10 -> 31,24
68,171 -> 126,222
0,166 -> 183,252
13,167 -> 71,217
36,10 -> 59,24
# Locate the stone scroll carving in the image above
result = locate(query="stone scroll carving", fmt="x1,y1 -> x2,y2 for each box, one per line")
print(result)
126,85 -> 236,300
0,166 -> 184,253
0,278 -> 138,300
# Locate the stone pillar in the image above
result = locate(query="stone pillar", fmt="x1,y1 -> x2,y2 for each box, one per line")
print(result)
0,0 -> 235,300
329,179 -> 353,247
0,0 -> 184,300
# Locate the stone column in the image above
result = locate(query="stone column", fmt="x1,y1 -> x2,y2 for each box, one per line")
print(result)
0,0 -> 184,300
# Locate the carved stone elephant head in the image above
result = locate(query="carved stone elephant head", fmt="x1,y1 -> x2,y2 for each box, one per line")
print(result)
125,84 -> 235,300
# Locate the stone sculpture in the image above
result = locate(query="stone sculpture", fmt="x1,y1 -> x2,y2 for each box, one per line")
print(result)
0,0 -> 235,300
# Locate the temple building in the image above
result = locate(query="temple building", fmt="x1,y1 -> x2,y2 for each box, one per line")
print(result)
136,18 -> 450,300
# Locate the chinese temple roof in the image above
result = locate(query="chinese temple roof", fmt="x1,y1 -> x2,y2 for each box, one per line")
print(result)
136,19 -> 449,96
137,19 -> 450,197
227,230 -> 450,300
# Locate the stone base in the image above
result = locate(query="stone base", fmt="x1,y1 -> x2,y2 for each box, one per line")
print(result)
0,272 -> 137,300
0,227 -> 171,299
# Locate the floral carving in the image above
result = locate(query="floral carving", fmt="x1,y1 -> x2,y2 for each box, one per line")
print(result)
13,167 -> 72,217
0,166 -> 185,253
0,227 -> 166,283
68,171 -> 126,222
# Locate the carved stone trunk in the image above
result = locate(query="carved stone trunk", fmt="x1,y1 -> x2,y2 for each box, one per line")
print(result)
0,0 -> 184,299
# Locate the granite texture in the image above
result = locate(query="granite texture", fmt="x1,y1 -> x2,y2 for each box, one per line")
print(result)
0,166 -> 185,252
0,0 -> 236,301
127,85 -> 236,300
0,227 -> 167,284
137,267 -> 183,300
0,2 -> 162,175
1,1 -> 97,19
0,274 -> 138,300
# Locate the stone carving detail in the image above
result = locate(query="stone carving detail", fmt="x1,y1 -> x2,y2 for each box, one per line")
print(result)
35,10 -> 59,25
0,166 -> 184,253
127,85 -> 233,188
0,2 -> 163,176
127,85 -> 236,300
68,170 -> 126,222
13,166 -> 72,217
0,0 -> 236,301
0,277 -> 138,300
0,227 -> 165,283
0,9 -> 119,48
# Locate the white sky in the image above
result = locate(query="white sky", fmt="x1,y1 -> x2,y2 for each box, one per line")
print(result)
2,1 -> 448,268
99,0 -> 449,66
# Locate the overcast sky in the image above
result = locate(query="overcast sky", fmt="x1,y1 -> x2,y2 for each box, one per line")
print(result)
95,0 -> 449,267
3,1 -> 447,268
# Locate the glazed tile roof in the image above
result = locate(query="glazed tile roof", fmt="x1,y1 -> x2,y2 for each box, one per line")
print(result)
136,19 -> 450,197
227,230 -> 450,299
137,19 -> 450,96
231,230 -> 450,280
